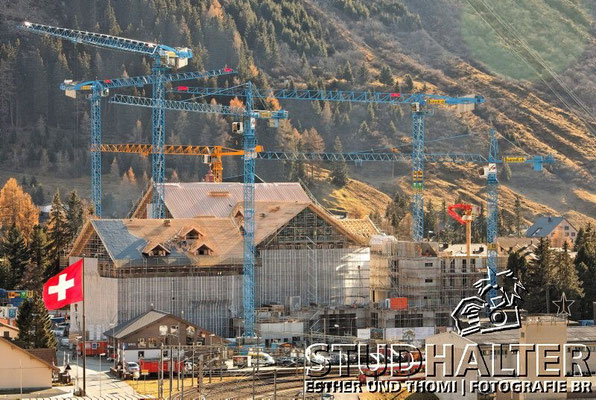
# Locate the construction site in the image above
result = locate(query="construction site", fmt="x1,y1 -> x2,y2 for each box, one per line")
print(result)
13,18 -> 560,352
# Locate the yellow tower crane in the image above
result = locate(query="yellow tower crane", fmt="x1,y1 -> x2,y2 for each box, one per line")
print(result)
98,144 -> 264,183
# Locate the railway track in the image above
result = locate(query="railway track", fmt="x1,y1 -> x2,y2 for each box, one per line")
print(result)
170,369 -> 344,400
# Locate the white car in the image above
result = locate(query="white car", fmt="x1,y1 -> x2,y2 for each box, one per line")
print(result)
126,362 -> 140,372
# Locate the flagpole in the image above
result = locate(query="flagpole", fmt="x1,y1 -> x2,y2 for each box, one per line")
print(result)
82,258 -> 86,396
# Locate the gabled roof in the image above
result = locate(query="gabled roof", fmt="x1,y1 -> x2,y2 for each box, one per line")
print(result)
179,225 -> 204,238
525,216 -> 568,237
0,321 -> 19,332
142,241 -> 171,255
0,337 -> 58,371
104,309 -> 227,342
148,182 -> 311,218
337,217 -> 380,242
105,309 -> 170,340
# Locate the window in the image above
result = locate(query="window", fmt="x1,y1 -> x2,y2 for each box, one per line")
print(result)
424,262 -> 433,267
394,313 -> 423,328
471,259 -> 476,272
138,351 -> 145,359
371,312 -> 378,327
450,278 -> 454,287
425,278 -> 433,283
462,259 -> 467,273
92,343 -> 98,349
564,225 -> 569,230
440,259 -> 445,273
571,232 -> 576,237
450,259 -> 455,273
3,331 -> 9,338
565,232 -> 569,237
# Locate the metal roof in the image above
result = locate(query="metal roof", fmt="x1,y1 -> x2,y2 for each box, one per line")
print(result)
105,309 -> 169,340
89,201 -> 310,268
525,216 -> 565,238
161,182 -> 311,218
91,219 -> 193,266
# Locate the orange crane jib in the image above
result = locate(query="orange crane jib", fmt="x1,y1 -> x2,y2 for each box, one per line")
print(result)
97,144 -> 264,183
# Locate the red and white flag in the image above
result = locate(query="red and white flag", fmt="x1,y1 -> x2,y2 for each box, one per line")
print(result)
43,259 -> 84,310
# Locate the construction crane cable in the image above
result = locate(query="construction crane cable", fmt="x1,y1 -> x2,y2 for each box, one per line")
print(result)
477,0 -> 594,120
464,0 -> 595,135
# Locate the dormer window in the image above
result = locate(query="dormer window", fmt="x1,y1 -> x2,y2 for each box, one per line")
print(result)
194,243 -> 214,256
186,228 -> 201,240
234,209 -> 244,224
180,226 -> 204,241
142,242 -> 171,257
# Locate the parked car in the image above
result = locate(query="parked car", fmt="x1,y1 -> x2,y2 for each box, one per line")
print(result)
60,337 -> 70,347
126,361 -> 140,372
52,327 -> 66,337
277,356 -> 297,367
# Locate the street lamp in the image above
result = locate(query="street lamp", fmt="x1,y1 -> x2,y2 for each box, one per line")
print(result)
99,352 -> 106,396
75,336 -> 82,395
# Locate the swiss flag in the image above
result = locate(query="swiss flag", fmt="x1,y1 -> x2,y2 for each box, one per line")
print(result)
43,259 -> 84,310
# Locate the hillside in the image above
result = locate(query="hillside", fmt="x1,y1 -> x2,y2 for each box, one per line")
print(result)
0,0 -> 593,228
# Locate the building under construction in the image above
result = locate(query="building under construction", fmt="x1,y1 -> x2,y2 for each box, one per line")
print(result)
68,182 -> 375,339
369,235 -> 507,329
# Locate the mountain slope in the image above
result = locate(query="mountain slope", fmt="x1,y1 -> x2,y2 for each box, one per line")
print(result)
0,0 -> 593,226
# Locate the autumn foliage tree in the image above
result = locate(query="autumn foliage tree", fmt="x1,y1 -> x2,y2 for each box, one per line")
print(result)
0,178 -> 39,239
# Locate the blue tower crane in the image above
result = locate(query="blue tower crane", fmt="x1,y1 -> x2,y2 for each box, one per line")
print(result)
58,68 -> 235,215
17,21 -> 224,218
481,129 -> 553,300
171,84 -> 485,241
259,131 -> 553,309
109,88 -> 288,337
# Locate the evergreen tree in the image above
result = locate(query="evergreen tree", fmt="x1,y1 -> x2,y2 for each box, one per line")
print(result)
0,224 -> 30,288
424,199 -> 437,238
45,191 -> 68,279
330,137 -> 348,186
0,259 -> 9,288
26,225 -> 47,291
506,250 -> 528,282
378,65 -> 393,86
524,238 -> 554,313
385,191 -> 408,233
501,163 -> 512,181
574,225 -> 596,319
402,74 -> 414,91
358,62 -> 370,84
342,61 -> 354,82
553,242 -> 584,302
65,191 -> 84,243
514,196 -> 523,237
16,296 -> 57,350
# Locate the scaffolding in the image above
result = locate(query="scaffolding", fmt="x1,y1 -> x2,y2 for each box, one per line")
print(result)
369,236 -> 507,328
71,207 -> 370,337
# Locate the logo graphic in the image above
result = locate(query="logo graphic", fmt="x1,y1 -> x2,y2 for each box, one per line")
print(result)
552,292 -> 574,316
451,269 -> 525,336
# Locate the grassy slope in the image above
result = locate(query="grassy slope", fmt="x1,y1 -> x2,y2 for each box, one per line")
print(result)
300,0 -> 596,227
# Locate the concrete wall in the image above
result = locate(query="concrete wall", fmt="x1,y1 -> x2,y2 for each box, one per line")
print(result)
0,340 -> 53,392
257,321 -> 304,342
550,220 -> 577,248
1,324 -> 18,339
69,257 -> 119,340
